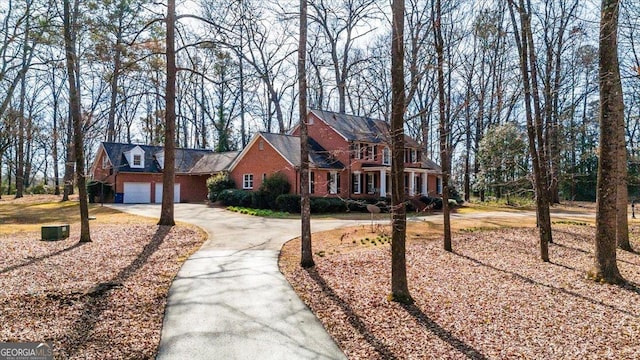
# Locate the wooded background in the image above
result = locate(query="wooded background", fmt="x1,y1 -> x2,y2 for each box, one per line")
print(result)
1,0 -> 639,202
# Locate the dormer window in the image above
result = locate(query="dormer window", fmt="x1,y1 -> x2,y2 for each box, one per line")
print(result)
133,154 -> 141,166
125,146 -> 145,169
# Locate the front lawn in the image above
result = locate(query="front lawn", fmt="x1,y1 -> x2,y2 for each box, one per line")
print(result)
280,217 -> 640,359
0,195 -> 206,359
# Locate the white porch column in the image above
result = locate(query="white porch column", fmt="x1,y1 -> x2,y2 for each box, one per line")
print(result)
409,171 -> 416,196
380,169 -> 387,197
422,172 -> 428,195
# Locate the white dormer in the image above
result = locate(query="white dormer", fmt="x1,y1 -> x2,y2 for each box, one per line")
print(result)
124,146 -> 145,169
155,150 -> 165,170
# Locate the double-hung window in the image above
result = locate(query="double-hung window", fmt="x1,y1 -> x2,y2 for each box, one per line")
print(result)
382,147 -> 391,165
243,174 -> 254,189
352,173 -> 361,194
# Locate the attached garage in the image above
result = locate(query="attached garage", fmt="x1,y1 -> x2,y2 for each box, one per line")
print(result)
154,183 -> 181,203
123,182 -> 151,203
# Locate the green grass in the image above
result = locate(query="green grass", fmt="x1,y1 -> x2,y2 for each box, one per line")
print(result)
226,206 -> 290,218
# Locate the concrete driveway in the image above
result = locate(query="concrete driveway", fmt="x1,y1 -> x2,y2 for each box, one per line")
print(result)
110,204 -> 367,360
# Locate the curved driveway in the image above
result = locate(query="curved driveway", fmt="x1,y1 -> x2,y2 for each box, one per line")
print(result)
110,204 -> 368,360
111,204 -> 595,360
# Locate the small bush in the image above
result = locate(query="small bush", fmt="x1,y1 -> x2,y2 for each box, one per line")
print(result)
448,186 -> 464,205
258,172 -> 291,210
347,198 -> 389,213
324,197 -> 347,212
206,173 -> 235,201
310,198 -> 330,213
227,206 -> 289,217
418,196 -> 443,210
218,189 -> 253,207
276,194 -> 301,213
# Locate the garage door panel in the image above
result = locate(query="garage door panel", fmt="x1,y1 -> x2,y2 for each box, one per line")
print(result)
155,183 -> 180,203
123,182 -> 151,203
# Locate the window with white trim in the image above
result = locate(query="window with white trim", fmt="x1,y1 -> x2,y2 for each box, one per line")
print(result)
133,154 -> 142,167
327,172 -> 339,194
243,174 -> 254,189
382,147 -> 391,165
352,172 -> 361,194
102,155 -> 110,169
367,173 -> 375,194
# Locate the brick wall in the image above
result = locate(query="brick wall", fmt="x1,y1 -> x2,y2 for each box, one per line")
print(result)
230,135 -> 298,193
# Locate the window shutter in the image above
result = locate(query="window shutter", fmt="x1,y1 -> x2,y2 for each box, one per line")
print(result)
352,174 -> 356,193
310,172 -> 315,194
349,143 -> 355,159
337,173 -> 341,193
373,145 -> 377,161
327,172 -> 331,192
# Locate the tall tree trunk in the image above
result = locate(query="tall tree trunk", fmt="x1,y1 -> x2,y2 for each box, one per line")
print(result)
158,0 -> 176,226
390,0 -> 412,304
508,0 -> 551,262
64,0 -> 90,243
52,64 -> 61,195
299,0 -> 313,269
15,1 -> 30,199
617,140 -> 632,251
106,31 -> 123,142
0,155 -> 3,199
62,110 -> 75,201
434,0 -> 451,252
591,0 -> 624,283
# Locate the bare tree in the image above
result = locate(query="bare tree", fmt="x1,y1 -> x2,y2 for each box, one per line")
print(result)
299,0 -> 313,268
158,0 -> 176,226
63,0 -> 90,242
308,0 -> 381,114
433,0 -> 451,251
390,0 -> 412,304
508,0 -> 552,262
591,0 -> 624,283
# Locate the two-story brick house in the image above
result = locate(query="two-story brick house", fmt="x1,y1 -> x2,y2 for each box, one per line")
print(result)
91,110 -> 440,203
228,109 -> 441,198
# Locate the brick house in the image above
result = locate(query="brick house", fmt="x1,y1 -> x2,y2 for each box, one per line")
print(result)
90,142 -> 238,203
228,109 -> 441,198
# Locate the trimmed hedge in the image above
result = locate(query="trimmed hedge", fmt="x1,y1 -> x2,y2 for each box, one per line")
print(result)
346,197 -> 390,213
274,195 -> 348,214
218,189 -> 253,207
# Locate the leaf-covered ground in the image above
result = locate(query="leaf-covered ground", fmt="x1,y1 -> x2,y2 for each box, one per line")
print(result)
281,225 -> 640,359
0,223 -> 205,359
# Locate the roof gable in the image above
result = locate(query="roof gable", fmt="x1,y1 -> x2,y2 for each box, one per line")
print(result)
228,132 -> 344,172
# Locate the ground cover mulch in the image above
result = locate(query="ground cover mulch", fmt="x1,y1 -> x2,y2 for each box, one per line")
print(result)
0,223 -> 205,359
281,225 -> 640,359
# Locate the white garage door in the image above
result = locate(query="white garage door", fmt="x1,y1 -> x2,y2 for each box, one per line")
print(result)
123,182 -> 151,203
154,183 -> 181,203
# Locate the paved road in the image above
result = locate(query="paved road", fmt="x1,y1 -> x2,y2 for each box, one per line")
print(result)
110,204 -> 371,360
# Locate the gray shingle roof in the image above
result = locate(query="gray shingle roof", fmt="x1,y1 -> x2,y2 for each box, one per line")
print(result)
309,109 -> 421,148
190,151 -> 239,174
101,142 -> 231,174
258,132 -> 344,169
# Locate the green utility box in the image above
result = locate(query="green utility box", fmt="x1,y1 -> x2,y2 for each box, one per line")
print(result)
41,224 -> 70,241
